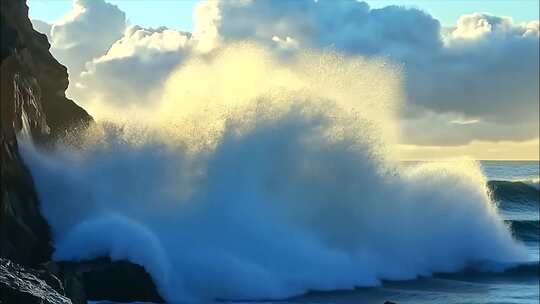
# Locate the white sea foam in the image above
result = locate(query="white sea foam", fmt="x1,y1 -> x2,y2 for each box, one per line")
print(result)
20,44 -> 527,302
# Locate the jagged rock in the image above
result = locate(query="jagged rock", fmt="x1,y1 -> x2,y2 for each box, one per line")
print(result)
1,1 -> 92,303
0,1 -> 165,303
0,0 -> 91,143
0,258 -> 72,304
40,262 -> 86,304
1,0 -> 92,266
59,258 -> 165,303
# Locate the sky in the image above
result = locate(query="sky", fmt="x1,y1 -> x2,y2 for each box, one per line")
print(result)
28,0 -> 539,31
29,0 -> 540,31
27,0 -> 539,160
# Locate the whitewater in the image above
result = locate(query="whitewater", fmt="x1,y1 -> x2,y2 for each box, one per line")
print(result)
19,44 -> 529,302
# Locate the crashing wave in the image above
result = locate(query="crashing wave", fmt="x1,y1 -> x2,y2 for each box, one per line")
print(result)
20,44 -> 528,302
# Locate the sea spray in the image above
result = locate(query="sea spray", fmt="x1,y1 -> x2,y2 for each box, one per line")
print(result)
20,44 -> 527,302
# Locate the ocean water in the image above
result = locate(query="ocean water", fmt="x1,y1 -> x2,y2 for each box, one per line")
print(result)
26,156 -> 540,304
86,162 -> 540,304
19,46 -> 539,303
285,161 -> 539,304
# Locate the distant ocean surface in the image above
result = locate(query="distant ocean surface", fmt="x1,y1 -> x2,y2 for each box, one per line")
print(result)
89,161 -> 539,304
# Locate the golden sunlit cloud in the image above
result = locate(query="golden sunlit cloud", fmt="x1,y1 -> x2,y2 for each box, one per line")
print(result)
398,138 -> 540,161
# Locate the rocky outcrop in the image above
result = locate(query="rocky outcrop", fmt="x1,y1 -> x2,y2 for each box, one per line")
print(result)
1,2 -> 167,304
60,258 -> 165,303
0,258 -> 72,304
1,0 -> 91,302
1,0 -> 92,267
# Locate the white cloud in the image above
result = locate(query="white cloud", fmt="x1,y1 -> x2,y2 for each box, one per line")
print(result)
94,26 -> 191,62
76,26 -> 194,107
191,0 -> 222,52
191,0 -> 538,144
418,13 -> 539,125
30,0 -> 539,146
402,111 -> 539,146
194,0 -> 442,57
46,0 -> 127,84
31,19 -> 51,38
450,118 -> 480,125
450,13 -> 515,40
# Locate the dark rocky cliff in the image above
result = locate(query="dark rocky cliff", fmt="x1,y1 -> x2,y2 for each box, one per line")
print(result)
1,0 -> 91,302
1,2 -> 164,303
1,258 -> 72,304
1,0 -> 92,267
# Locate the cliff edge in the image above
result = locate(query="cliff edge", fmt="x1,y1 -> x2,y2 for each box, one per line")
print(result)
1,0 -> 93,266
1,2 -> 165,303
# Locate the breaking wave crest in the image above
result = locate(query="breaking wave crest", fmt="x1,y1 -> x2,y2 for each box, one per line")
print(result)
506,220 -> 540,243
20,44 -> 528,302
488,180 -> 540,205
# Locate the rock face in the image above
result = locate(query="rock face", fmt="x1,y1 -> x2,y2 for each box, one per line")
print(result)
1,0 -> 92,266
1,2 -> 166,303
0,258 -> 72,304
0,0 -> 91,302
60,258 -> 165,303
